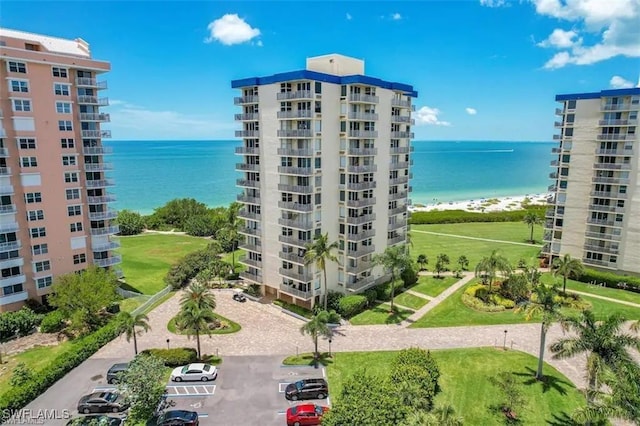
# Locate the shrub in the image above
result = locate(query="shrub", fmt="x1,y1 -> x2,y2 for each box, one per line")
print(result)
465,284 -> 490,302
490,294 -> 516,309
576,269 -> 640,294
165,247 -> 218,289
139,348 -> 198,367
375,282 -> 392,301
39,310 -> 66,334
364,289 -> 378,306
116,210 -> 145,235
10,363 -> 34,387
401,264 -> 419,287
461,294 -> 506,312
273,300 -> 313,319
338,295 -> 368,318
183,214 -> 216,237
326,291 -> 345,312
244,284 -> 262,297
23,299 -> 51,314
499,274 -> 530,303
0,308 -> 43,340
409,206 -> 546,225
390,348 -> 440,410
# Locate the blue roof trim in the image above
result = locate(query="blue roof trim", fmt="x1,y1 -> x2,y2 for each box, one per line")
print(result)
231,69 -> 418,97
556,87 -> 640,101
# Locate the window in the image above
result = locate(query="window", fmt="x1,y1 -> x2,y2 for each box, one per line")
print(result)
36,276 -> 53,289
64,172 -> 79,183
54,83 -> 70,96
66,189 -> 81,200
56,102 -> 72,114
12,99 -> 31,112
73,254 -> 87,264
32,244 -> 48,255
24,192 -> 42,203
18,138 -> 36,149
58,120 -> 73,131
67,205 -> 82,216
30,227 -> 46,238
315,82 -> 322,94
20,157 -> 38,167
10,80 -> 28,93
25,43 -> 39,51
27,210 -> 45,221
62,156 -> 77,166
70,222 -> 83,232
61,138 -> 75,148
8,61 -> 27,73
2,284 -> 24,295
34,261 -> 51,272
52,67 -> 68,78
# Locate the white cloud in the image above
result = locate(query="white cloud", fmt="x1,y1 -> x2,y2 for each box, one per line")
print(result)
529,0 -> 640,69
346,13 -> 352,20
205,14 -> 261,46
536,28 -> 582,48
465,107 -> 478,115
414,106 -> 452,126
609,75 -> 635,88
480,0 -> 509,7
391,13 -> 402,20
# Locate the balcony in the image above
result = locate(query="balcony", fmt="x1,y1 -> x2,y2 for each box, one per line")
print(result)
347,147 -> 378,156
239,227 -> 261,237
0,241 -> 21,253
86,179 -> 116,188
392,98 -> 412,108
595,148 -> 633,156
389,205 -> 408,216
279,251 -> 306,264
583,244 -> 618,255
348,130 -> 378,138
234,95 -> 259,105
87,194 -> 117,204
239,242 -> 262,253
90,225 -> 120,236
550,160 -> 559,167
84,162 -> 114,172
234,113 -> 259,121
590,191 -> 626,199
278,217 -> 313,229
0,148 -> 8,158
82,146 -> 113,155
593,163 -> 631,170
597,134 -> 628,141
277,183 -> 313,194
237,179 -> 260,188
278,129 -> 313,138
0,167 -> 9,176
0,204 -> 16,215
0,289 -> 28,306
236,163 -> 260,172
545,208 -> 555,218
278,235 -> 311,248
94,256 -> 122,267
549,172 -> 558,179
390,146 -> 410,154
346,276 -> 377,292
82,130 -> 112,139
237,194 -> 261,204
588,204 -> 623,213
388,235 -> 406,245
76,78 -> 108,89
346,214 -> 376,225
390,176 -> 409,185
239,256 -> 262,268
0,185 -> 14,195
346,198 -> 376,208
240,270 -> 262,283
585,231 -> 621,241
276,90 -> 313,101
279,268 -> 313,283
88,210 -> 118,221
346,261 -> 373,274
552,135 -> 562,140
390,161 -> 409,170
79,112 -> 111,122
235,147 -> 260,156
238,210 -> 260,221
277,148 -> 313,156
599,119 -> 637,126
388,221 -> 407,231
348,93 -> 379,103
586,218 -> 618,227
77,96 -> 109,106
277,110 -> 313,119
591,176 -> 629,184
235,130 -> 260,138
548,184 -> 557,192
91,240 -> 121,251
554,121 -> 564,128
347,245 -> 376,258
582,258 -> 617,269
347,164 -> 377,173
389,191 -> 408,201
278,202 -> 313,212
277,166 -> 313,176
391,115 -> 414,124
601,103 -> 632,111
347,181 -> 376,190
347,229 -> 376,242
279,284 -> 313,300
348,111 -> 379,121
555,108 -> 564,115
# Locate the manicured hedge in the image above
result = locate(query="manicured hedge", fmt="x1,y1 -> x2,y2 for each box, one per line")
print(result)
139,348 -> 198,367
409,206 -> 546,225
338,295 -> 368,318
461,294 -> 506,312
0,321 -> 121,411
576,269 -> 640,294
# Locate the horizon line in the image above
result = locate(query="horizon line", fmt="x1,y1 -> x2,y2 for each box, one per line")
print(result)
108,139 -> 556,143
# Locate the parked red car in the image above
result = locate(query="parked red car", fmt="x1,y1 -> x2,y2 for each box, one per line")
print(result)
286,404 -> 329,426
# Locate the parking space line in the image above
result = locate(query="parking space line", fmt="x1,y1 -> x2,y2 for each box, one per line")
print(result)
322,368 -> 326,378
92,386 -> 116,392
166,385 -> 216,397
278,382 -> 289,393
198,413 -> 209,418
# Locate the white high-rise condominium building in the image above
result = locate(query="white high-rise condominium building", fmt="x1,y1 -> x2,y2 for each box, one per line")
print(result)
543,87 -> 640,274
232,54 -> 417,308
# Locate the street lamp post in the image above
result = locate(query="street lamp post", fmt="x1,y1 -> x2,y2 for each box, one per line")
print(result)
166,338 -> 170,350
503,330 -> 508,350
328,338 -> 332,358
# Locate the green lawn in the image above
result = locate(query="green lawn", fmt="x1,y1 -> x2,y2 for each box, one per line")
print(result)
540,273 -> 640,305
323,348 -> 583,425
119,234 -> 212,294
393,292 -> 429,310
167,312 -> 241,335
412,222 -> 543,245
349,303 -> 413,325
411,275 -> 459,297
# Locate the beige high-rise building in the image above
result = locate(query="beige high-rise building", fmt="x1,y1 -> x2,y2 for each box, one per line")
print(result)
0,28 -> 120,312
232,54 -> 417,308
543,87 -> 640,274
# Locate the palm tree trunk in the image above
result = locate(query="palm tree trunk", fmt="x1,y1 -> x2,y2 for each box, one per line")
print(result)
530,225 -> 534,243
196,330 -> 201,360
323,268 -> 328,311
389,273 -> 395,311
133,328 -> 138,355
563,276 -> 567,294
314,334 -> 319,360
536,323 -> 546,380
231,249 -> 236,274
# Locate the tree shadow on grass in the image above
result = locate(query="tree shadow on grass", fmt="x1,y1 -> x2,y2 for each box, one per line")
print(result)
546,411 -> 580,426
119,281 -> 143,294
512,367 -> 572,395
487,403 -> 523,425
368,304 -> 413,324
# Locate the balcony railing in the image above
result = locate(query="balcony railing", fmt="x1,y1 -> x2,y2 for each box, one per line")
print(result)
279,284 -> 313,300
237,179 -> 260,188
89,225 -> 120,236
346,214 -> 376,224
76,78 -> 108,89
391,115 -> 414,124
555,108 -> 564,115
582,258 -> 617,269
235,130 -> 260,138
86,179 -> 116,188
82,130 -> 112,139
84,162 -> 114,171
348,111 -> 379,121
277,148 -> 313,156
390,176 -> 409,185
94,256 -> 122,267
390,161 -> 409,170
277,110 -> 313,119
238,210 -> 260,220
278,129 -> 313,138
239,227 -> 261,237
388,235 -> 406,245
91,240 -> 121,251
234,146 -> 259,155
346,276 -> 377,292
347,245 -> 376,258
0,241 -> 22,253
237,194 -> 261,204
595,148 -> 633,155
88,210 -> 118,221
601,104 -> 632,111
585,231 -> 621,241
0,204 -> 17,215
346,198 -> 376,208
593,163 -> 631,170
599,119 -> 637,126
347,181 -> 376,190
588,205 -> 623,213
0,167 -> 9,176
240,270 -> 262,283
0,185 -> 15,195
348,130 -> 378,138
278,217 -> 313,229
0,223 -> 19,233
239,257 -> 262,268
591,176 -> 629,184
346,261 -> 373,274
278,235 -> 311,248
234,113 -> 259,121
279,268 -> 313,283
79,113 -> 110,122
279,251 -> 306,264
590,191 -> 626,199
549,172 -> 558,179
276,90 -> 313,100
347,147 -> 378,156
389,191 -> 408,201
586,218 -> 618,227
77,96 -> 109,106
390,131 -> 414,139
234,95 -> 259,105
347,229 -> 376,242
278,202 -> 313,212
87,194 -> 117,204
82,146 -> 113,155
552,135 -> 562,140
389,205 -> 408,215
277,166 -> 313,175
348,93 -> 379,103
236,163 -> 260,171
597,134 -> 628,141
277,183 -> 313,194
390,146 -> 410,154
548,184 -> 557,192
388,221 -> 407,231
583,244 -> 619,255
347,164 -> 377,173
239,242 -> 262,253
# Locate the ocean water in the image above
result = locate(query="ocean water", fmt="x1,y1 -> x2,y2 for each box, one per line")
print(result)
102,140 -> 554,215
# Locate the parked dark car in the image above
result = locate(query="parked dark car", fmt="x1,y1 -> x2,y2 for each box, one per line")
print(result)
66,416 -> 124,426
285,379 -> 329,401
106,363 -> 129,384
77,392 -> 129,414
232,291 -> 246,302
156,410 -> 199,426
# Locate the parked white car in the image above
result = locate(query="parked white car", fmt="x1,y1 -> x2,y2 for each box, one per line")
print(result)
170,363 -> 218,382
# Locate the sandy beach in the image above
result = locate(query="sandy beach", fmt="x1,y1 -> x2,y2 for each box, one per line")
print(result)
409,193 -> 550,213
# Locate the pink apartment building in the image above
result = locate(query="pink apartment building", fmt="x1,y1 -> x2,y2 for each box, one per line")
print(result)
0,28 -> 120,312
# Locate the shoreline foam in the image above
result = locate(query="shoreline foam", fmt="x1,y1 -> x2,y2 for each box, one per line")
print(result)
409,193 -> 550,213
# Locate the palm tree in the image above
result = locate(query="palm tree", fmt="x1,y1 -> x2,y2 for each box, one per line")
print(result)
223,202 -> 242,274
523,212 -> 542,243
373,245 -> 410,311
304,233 -> 340,310
514,283 -> 564,380
416,254 -> 428,271
117,311 -> 151,355
403,404 -> 463,426
474,250 -> 512,294
550,311 -> 640,404
175,303 -> 215,360
299,310 -> 341,362
457,255 -> 469,271
434,253 -> 450,278
632,321 -> 640,333
553,253 -> 584,294
180,282 -> 216,311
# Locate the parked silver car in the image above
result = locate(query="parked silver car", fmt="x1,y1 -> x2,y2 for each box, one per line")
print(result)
170,363 -> 218,382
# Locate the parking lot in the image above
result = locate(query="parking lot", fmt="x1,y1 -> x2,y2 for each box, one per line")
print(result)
24,355 -> 330,426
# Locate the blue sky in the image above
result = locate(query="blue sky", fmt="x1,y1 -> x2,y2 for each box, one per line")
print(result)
2,0 -> 639,141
